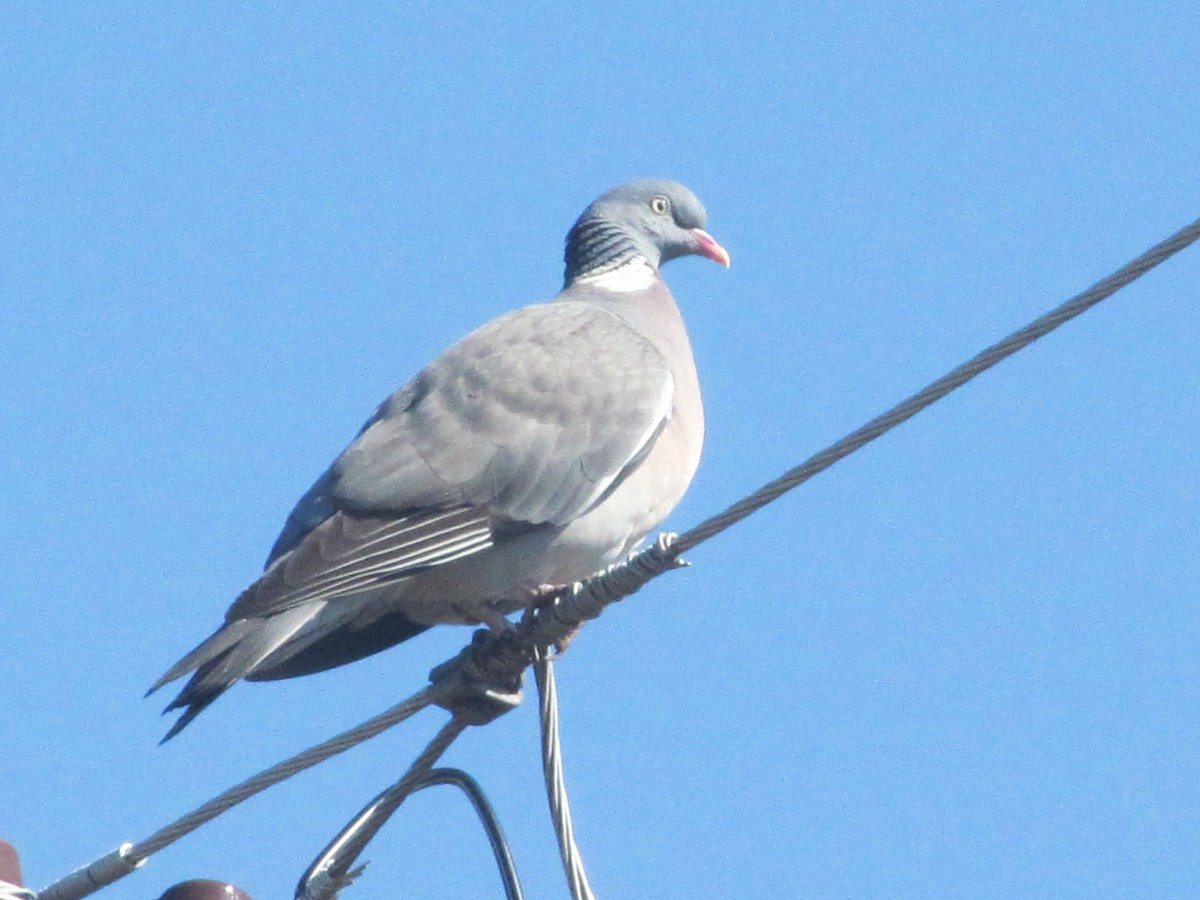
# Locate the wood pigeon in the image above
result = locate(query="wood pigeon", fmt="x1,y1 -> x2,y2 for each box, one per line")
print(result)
150,179 -> 729,740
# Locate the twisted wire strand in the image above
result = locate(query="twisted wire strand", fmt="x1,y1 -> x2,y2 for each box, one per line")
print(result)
129,687 -> 438,862
37,687 -> 439,900
534,650 -> 596,900
674,215 -> 1200,553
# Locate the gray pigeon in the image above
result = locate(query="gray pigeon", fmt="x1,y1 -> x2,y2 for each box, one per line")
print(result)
150,179 -> 729,740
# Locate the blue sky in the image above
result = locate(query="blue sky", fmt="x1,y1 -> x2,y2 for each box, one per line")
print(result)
3,4 -> 1198,898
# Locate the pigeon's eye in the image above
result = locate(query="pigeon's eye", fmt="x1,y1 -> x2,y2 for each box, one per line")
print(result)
650,195 -> 670,215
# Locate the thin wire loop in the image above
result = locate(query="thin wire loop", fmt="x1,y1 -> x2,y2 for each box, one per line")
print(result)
295,718 -> 480,900
416,769 -> 524,900
295,763 -> 523,900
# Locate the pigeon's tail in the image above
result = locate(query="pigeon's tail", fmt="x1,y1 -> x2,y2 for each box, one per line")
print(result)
148,600 -> 429,742
149,606 -> 320,743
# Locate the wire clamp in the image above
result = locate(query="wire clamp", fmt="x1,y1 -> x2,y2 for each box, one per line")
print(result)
429,631 -> 526,725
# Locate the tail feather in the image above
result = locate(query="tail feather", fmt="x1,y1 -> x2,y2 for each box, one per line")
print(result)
247,607 -> 430,681
159,689 -> 221,743
153,605 -> 325,741
151,595 -> 427,741
146,620 -> 255,697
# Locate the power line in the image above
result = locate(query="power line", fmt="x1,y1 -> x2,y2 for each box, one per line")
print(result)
35,212 -> 1200,899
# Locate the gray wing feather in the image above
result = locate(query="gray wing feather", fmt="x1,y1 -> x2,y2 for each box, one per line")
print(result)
229,507 -> 494,621
230,301 -> 672,624
268,468 -> 338,564
331,301 -> 674,524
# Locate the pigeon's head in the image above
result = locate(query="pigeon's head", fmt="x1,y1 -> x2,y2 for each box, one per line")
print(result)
564,179 -> 730,285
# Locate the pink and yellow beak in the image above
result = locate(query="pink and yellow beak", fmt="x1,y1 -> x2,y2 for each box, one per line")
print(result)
690,228 -> 732,268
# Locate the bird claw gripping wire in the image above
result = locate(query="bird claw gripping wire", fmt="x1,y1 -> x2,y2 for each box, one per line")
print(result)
429,532 -> 690,721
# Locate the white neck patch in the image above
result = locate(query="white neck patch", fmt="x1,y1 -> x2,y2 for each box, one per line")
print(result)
575,256 -> 656,293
